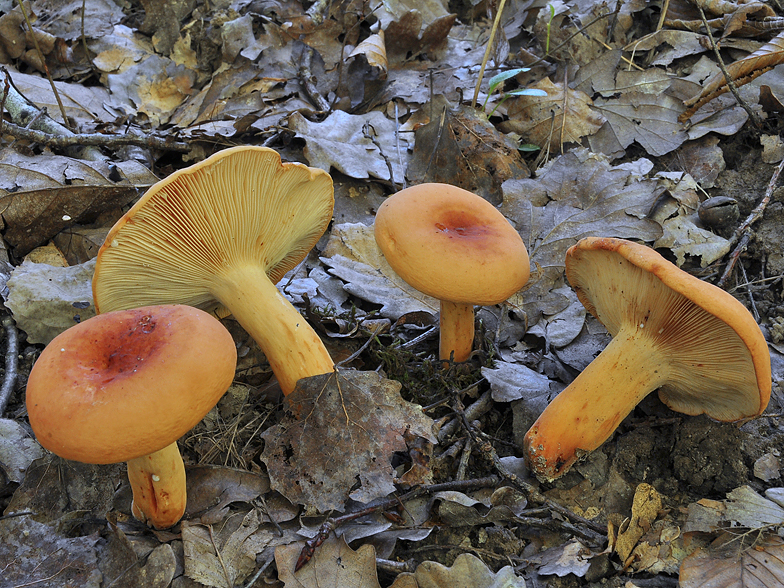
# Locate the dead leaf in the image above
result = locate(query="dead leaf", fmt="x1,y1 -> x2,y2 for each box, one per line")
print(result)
481,361 -> 552,403
536,539 -> 593,577
0,516 -> 102,587
680,533 -> 784,588
499,149 -> 663,324
290,110 -> 412,183
261,370 -> 436,512
349,31 -> 388,73
276,532 -> 381,588
390,552 -> 526,588
5,258 -> 96,344
0,151 -> 156,256
591,91 -> 688,157
502,78 -> 606,151
183,510 -> 273,588
614,483 -> 663,562
0,418 -> 45,483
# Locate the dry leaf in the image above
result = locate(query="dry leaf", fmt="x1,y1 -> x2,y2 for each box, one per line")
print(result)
0,151 -> 157,256
680,533 -> 784,588
390,552 -> 526,588
349,31 -> 388,73
276,533 -> 381,588
182,510 -> 273,588
614,483 -> 664,562
502,77 -> 606,150
261,370 -> 436,512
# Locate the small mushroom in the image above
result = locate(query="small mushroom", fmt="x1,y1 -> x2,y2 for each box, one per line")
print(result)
92,146 -> 334,395
374,183 -> 529,363
26,305 -> 237,529
524,237 -> 771,481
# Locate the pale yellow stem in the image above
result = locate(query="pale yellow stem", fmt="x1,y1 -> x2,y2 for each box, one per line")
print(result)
127,441 -> 186,529
524,326 -> 667,481
439,300 -> 475,364
212,264 -> 334,395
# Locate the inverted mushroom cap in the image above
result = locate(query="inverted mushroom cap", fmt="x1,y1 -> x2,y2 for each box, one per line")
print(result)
26,305 -> 237,464
374,183 -> 530,306
566,237 -> 770,420
92,146 -> 334,316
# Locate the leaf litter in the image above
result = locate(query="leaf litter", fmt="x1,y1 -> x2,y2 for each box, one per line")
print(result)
1,0 -> 784,586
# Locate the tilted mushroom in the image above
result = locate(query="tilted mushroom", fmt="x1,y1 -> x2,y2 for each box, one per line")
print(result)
374,183 -> 530,363
524,237 -> 771,481
92,146 -> 334,395
26,305 -> 237,529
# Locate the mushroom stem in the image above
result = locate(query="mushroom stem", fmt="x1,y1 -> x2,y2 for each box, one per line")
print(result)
212,264 -> 334,395
524,326 -> 667,481
127,441 -> 187,529
439,300 -> 475,363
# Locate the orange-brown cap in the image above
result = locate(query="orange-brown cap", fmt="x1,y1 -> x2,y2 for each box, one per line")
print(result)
26,305 -> 237,464
374,183 -> 530,306
567,237 -> 770,420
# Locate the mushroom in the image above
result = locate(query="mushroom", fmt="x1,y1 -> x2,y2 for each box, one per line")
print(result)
92,146 -> 334,395
524,237 -> 771,481
26,305 -> 237,529
374,183 -> 530,363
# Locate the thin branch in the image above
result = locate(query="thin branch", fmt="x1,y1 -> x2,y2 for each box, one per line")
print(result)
1,119 -> 190,152
0,316 -> 19,416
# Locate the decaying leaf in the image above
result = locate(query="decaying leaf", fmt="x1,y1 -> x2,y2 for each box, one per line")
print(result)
680,532 -> 784,588
183,510 -> 273,588
0,418 -> 45,483
389,552 -> 526,588
502,78 -> 606,151
591,91 -> 688,157
613,483 -> 664,563
499,149 -> 663,324
0,151 -> 157,256
276,532 -> 381,588
289,110 -> 412,183
682,30 -> 784,120
5,257 -> 96,344
261,370 -> 436,512
535,539 -> 593,578
0,516 -> 102,587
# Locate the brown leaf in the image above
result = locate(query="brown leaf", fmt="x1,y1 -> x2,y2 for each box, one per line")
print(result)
261,370 -> 436,512
276,533 -> 381,588
681,30 -> 784,120
680,533 -> 784,587
502,78 -> 605,152
0,152 -> 157,256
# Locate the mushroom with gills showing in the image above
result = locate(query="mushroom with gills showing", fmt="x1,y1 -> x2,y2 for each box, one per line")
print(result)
91,146 -> 334,395
26,305 -> 237,529
524,237 -> 772,482
374,183 -> 530,363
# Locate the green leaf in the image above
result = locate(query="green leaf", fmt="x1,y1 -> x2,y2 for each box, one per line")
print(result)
507,88 -> 548,97
487,68 -> 531,95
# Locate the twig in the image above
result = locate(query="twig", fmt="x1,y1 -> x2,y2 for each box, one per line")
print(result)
0,68 -> 105,160
0,119 -> 189,152
717,154 -> 784,287
0,316 -> 19,416
697,5 -> 762,129
471,0 -> 508,107
456,408 -> 606,539
16,0 -> 72,131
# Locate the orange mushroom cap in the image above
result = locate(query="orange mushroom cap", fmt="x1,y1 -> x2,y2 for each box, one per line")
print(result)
27,305 -> 237,464
374,183 -> 529,362
524,237 -> 771,481
374,183 -> 529,306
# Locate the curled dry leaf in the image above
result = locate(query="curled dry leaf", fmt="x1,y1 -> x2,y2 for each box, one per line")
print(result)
681,30 -> 784,121
261,370 -> 436,512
